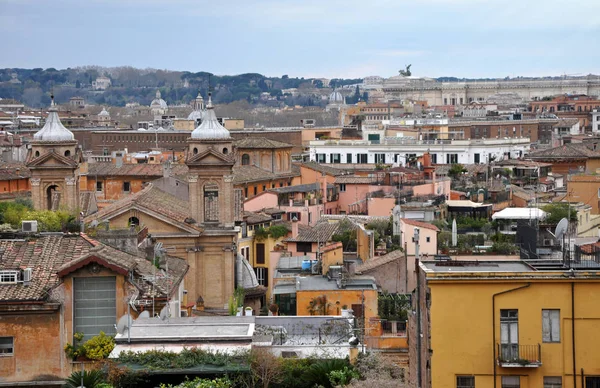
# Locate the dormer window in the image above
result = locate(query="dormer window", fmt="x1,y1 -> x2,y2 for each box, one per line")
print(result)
0,270 -> 18,284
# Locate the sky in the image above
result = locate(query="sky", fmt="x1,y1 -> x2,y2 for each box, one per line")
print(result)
1,0 -> 599,79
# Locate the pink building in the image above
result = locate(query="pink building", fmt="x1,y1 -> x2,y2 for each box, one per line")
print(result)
399,218 -> 439,256
243,182 -> 338,226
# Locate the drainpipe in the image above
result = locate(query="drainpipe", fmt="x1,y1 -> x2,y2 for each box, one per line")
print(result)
492,283 -> 530,388
572,282 -> 577,388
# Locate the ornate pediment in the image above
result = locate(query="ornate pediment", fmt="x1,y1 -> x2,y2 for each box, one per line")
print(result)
186,148 -> 235,166
27,150 -> 78,168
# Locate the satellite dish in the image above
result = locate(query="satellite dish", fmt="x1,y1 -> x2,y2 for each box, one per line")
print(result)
555,218 -> 569,243
159,306 -> 169,321
116,314 -> 132,335
139,311 -> 150,319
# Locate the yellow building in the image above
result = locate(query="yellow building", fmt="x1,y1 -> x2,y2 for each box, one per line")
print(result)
410,260 -> 600,388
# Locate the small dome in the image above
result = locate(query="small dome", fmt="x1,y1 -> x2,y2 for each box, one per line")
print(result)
98,106 -> 110,116
191,94 -> 231,140
155,126 -> 166,132
33,98 -> 75,142
187,109 -> 204,121
150,90 -> 168,109
329,90 -> 344,103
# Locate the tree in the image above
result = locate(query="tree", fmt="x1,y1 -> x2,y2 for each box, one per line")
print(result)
542,203 -> 577,225
249,348 -> 283,388
448,164 -> 467,180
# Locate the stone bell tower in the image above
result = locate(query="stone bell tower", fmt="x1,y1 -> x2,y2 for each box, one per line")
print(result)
184,93 -> 237,309
185,93 -> 235,227
26,96 -> 80,212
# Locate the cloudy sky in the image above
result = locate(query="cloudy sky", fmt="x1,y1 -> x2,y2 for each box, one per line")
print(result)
1,0 -> 599,79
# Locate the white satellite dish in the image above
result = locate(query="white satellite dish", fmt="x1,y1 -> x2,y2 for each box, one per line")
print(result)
116,314 -> 132,335
555,218 -> 569,243
139,311 -> 150,319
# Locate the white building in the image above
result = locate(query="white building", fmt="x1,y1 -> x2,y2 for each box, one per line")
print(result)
92,76 -> 111,91
309,137 -> 530,166
592,109 -> 600,133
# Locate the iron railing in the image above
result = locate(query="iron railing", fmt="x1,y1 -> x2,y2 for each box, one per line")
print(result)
497,344 -> 541,366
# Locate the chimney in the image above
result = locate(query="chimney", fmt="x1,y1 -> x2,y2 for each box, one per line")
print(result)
291,216 -> 299,238
163,161 -> 171,178
423,152 -> 431,168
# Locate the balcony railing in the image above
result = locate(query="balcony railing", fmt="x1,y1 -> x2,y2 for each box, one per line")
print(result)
497,344 -> 542,367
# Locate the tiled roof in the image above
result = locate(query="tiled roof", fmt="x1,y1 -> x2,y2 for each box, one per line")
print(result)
0,163 -> 30,180
401,218 -> 439,232
552,118 -> 580,128
235,137 -> 293,149
335,175 -> 378,184
87,162 -> 189,177
272,182 -> 333,194
85,184 -> 198,229
527,143 -> 600,159
243,211 -> 273,225
355,250 -> 403,274
231,165 -> 299,185
0,234 -> 93,302
579,241 -> 600,254
495,159 -> 552,168
0,234 -> 188,303
435,164 -> 487,176
300,162 -> 345,176
284,222 -> 340,242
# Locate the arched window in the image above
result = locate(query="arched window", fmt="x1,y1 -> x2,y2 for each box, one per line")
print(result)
242,154 -> 250,165
128,217 -> 140,227
193,147 -> 198,155
35,151 -> 40,157
222,148 -> 228,155
46,185 -> 59,210
64,150 -> 71,157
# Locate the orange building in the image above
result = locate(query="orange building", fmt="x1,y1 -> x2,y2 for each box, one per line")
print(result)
0,163 -> 30,201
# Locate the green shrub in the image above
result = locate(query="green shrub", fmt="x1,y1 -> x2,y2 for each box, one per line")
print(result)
82,332 -> 115,360
160,377 -> 233,388
302,359 -> 351,388
328,366 -> 359,386
269,225 -> 289,239
64,332 -> 85,360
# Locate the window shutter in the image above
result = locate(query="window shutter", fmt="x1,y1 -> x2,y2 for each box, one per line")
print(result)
551,310 -> 560,341
501,324 -> 509,344
542,310 -> 551,342
510,322 -> 518,343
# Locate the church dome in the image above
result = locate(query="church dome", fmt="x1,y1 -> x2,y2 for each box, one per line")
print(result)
329,89 -> 344,103
98,106 -> 110,117
150,90 -> 168,109
33,98 -> 75,142
191,94 -> 231,140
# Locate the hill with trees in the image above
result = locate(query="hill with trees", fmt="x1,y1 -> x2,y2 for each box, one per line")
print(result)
0,66 -> 363,108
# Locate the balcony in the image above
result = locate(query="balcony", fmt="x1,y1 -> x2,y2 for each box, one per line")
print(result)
497,344 -> 542,367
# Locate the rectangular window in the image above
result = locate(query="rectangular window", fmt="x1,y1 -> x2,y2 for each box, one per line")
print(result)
74,277 -> 117,341
316,154 -> 326,163
331,154 -> 341,164
474,153 -> 481,164
426,237 -> 431,243
502,376 -> 520,388
96,181 -> 103,192
0,337 -> 14,356
255,243 -> 265,265
358,154 -> 368,164
375,153 -> 386,164
255,267 -> 268,287
0,270 -> 18,284
431,154 -> 437,164
457,376 -> 475,388
500,309 -> 519,361
339,184 -> 346,192
296,241 -> 312,253
543,377 -> 561,388
542,309 -> 560,342
262,185 -> 266,191
346,153 -> 352,164
254,186 -> 257,195
123,181 -> 131,192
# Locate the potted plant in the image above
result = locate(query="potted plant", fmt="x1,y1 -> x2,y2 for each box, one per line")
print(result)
341,305 -> 351,317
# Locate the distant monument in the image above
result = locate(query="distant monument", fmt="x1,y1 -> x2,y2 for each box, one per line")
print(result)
399,64 -> 412,77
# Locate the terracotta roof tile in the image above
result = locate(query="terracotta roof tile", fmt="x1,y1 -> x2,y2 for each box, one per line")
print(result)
528,143 -> 600,159
235,137 -> 293,149
284,222 -> 340,242
87,163 -> 189,177
0,163 -> 30,180
355,250 -> 403,273
401,218 -> 439,231
300,162 -> 345,176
